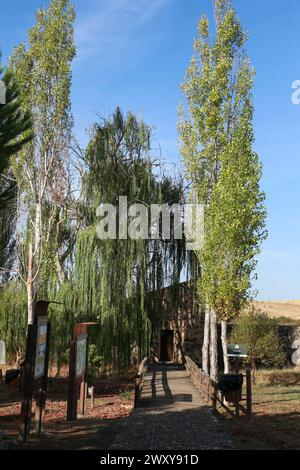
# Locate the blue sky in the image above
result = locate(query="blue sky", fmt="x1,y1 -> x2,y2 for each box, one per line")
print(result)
1,0 -> 299,300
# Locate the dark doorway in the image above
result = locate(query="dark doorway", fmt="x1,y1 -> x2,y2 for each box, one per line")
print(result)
160,330 -> 174,362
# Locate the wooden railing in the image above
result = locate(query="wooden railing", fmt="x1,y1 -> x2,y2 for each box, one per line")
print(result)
134,357 -> 149,408
185,355 -> 252,419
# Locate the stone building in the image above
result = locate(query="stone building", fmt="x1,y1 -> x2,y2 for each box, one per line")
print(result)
147,281 -> 300,367
147,282 -> 204,364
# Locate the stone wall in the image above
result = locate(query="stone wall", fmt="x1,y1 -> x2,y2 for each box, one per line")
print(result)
278,325 -> 300,366
147,282 -> 204,364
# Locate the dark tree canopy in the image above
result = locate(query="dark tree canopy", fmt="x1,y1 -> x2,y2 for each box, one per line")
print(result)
0,67 -> 33,172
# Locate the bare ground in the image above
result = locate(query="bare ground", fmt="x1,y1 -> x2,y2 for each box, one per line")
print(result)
0,376 -> 134,450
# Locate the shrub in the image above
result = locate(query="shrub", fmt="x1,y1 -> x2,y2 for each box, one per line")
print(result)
263,370 -> 300,387
230,307 -> 286,380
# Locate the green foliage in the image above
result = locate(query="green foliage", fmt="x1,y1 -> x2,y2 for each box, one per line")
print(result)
70,107 -> 188,372
0,283 -> 27,362
9,0 -> 76,185
230,308 -> 286,370
0,0 -> 77,361
8,0 -> 76,324
47,283 -> 75,373
275,316 -> 300,326
179,0 -> 266,322
0,66 -> 33,171
200,98 -> 267,319
88,344 -> 103,378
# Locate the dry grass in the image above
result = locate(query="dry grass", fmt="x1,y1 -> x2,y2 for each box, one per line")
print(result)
255,368 -> 300,386
253,300 -> 300,321
219,368 -> 300,449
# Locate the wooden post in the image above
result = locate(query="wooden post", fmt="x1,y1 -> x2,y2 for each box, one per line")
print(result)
67,323 -> 96,421
134,374 -> 141,408
88,386 -> 95,409
19,324 -> 37,442
246,366 -> 252,420
79,336 -> 89,416
79,381 -> 86,416
67,340 -> 77,421
234,391 -> 240,417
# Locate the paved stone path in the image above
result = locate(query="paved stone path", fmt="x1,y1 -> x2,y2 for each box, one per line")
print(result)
111,363 -> 234,450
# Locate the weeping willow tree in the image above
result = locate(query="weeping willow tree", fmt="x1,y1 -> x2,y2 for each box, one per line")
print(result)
0,105 -> 195,372
70,108 -> 189,371
0,283 -> 27,364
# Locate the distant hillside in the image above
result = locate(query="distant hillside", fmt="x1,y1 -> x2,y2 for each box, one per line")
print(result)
253,300 -> 300,322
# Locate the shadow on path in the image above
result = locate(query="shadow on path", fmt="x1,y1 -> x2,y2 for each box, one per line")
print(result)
111,363 -> 234,450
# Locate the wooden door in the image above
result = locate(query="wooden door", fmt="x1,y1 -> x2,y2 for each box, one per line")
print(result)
160,330 -> 174,362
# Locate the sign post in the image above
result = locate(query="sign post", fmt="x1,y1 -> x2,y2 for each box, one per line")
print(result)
19,300 -> 58,442
225,344 -> 252,419
67,322 -> 96,421
227,343 -> 248,358
0,340 -> 6,387
227,344 -> 248,374
34,315 -> 51,434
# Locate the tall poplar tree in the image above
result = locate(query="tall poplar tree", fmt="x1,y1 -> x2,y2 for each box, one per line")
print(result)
202,73 -> 267,373
9,0 -> 76,324
179,0 -> 266,379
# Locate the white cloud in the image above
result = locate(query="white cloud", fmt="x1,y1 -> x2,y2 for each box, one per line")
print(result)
75,0 -> 169,62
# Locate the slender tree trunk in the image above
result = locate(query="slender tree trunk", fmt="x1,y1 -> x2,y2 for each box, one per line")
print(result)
34,200 -> 42,254
27,200 -> 42,325
202,305 -> 210,374
209,308 -> 218,382
55,210 -> 66,284
27,242 -> 34,325
55,254 -> 66,284
221,320 -> 229,374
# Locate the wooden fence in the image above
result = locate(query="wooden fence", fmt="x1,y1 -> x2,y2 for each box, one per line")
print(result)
185,355 -> 252,419
134,357 -> 149,408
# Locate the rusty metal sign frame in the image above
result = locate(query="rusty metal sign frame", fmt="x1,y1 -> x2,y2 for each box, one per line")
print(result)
67,322 -> 96,421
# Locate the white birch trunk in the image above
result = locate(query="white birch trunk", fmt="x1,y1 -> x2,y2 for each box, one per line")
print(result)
27,201 -> 42,325
209,308 -> 218,382
27,242 -> 34,325
34,200 -> 42,256
221,319 -> 229,374
202,305 -> 210,374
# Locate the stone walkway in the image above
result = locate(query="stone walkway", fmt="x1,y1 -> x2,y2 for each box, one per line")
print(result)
111,363 -> 234,450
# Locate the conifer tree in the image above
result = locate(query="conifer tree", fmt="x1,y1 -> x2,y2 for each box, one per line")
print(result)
0,64 -> 32,270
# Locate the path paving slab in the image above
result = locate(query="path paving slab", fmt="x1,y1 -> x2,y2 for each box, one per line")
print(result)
111,364 -> 234,450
